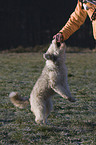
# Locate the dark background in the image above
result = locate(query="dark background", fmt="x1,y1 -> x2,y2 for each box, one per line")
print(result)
0,0 -> 95,51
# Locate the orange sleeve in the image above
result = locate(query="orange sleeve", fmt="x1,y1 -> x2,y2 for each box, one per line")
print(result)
60,2 -> 87,40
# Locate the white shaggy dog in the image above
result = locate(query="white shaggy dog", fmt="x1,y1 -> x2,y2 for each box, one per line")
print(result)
9,40 -> 75,124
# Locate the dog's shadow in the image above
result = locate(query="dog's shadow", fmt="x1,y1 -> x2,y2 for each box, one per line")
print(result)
34,123 -> 71,141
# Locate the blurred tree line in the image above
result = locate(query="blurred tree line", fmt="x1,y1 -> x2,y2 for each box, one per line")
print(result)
0,0 -> 95,51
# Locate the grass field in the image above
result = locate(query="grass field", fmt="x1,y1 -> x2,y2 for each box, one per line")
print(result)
0,52 -> 96,145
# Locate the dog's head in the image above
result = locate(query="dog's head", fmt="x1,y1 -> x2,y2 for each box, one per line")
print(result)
43,39 -> 66,62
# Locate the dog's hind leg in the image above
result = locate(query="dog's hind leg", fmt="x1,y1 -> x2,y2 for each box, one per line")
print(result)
31,104 -> 46,124
44,98 -> 53,124
35,110 -> 45,124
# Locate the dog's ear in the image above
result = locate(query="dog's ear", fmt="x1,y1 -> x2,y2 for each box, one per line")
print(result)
51,54 -> 57,61
43,53 -> 50,60
43,53 -> 57,62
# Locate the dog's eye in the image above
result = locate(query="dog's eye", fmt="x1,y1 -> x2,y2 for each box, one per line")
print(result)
43,53 -> 50,60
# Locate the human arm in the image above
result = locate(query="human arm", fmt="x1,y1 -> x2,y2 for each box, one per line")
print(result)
60,1 -> 87,40
54,1 -> 87,42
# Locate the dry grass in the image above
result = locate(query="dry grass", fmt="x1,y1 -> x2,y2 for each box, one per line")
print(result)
0,52 -> 96,144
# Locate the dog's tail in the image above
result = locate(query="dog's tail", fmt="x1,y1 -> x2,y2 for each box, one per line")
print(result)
9,92 -> 29,109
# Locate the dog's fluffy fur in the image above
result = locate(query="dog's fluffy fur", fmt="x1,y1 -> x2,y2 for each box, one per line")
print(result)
9,40 -> 75,124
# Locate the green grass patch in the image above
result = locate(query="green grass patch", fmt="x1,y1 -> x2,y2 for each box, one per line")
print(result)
0,52 -> 96,144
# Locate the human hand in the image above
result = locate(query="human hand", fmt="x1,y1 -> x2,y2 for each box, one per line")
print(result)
53,33 -> 64,43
